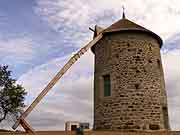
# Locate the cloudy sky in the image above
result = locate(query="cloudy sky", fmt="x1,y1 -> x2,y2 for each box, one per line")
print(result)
0,0 -> 180,131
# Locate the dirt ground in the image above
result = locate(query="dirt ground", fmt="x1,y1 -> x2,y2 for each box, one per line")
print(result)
1,131 -> 180,135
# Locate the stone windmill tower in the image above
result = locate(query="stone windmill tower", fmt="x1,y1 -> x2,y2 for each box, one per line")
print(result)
91,13 -> 170,131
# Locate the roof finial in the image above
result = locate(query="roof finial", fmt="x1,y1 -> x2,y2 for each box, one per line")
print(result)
122,6 -> 125,19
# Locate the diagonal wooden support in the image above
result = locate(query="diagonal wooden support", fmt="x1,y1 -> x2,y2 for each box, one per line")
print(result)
19,119 -> 34,133
12,33 -> 103,131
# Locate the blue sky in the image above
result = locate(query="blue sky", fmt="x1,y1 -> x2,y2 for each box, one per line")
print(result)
0,0 -> 77,78
1,0 -> 180,131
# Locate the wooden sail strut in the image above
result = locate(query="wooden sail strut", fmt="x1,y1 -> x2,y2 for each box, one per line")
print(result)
12,32 -> 103,133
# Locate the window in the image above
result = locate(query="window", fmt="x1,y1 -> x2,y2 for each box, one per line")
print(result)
71,125 -> 77,131
103,74 -> 111,97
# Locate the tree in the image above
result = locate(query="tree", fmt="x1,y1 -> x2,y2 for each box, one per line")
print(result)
0,65 -> 27,123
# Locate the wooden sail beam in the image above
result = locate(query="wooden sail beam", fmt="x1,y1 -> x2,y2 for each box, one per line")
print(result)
20,119 -> 34,133
12,33 -> 103,132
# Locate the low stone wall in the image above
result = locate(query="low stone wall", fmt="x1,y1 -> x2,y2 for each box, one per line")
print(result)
1,131 -> 180,135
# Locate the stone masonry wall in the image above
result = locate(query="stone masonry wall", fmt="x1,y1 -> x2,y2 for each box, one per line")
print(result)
93,32 -> 169,131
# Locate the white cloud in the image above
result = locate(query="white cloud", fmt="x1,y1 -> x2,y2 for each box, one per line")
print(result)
0,37 -> 35,66
35,0 -> 180,40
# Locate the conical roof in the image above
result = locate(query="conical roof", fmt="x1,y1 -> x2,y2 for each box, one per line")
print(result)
103,18 -> 163,46
104,18 -> 148,33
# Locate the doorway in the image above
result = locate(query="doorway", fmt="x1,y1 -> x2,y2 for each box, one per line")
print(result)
71,125 -> 77,131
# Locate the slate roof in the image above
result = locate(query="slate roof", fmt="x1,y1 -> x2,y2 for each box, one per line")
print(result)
91,16 -> 163,53
103,17 -> 163,47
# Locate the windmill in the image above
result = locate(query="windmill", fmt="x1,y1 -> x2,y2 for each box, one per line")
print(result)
12,26 -> 104,133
